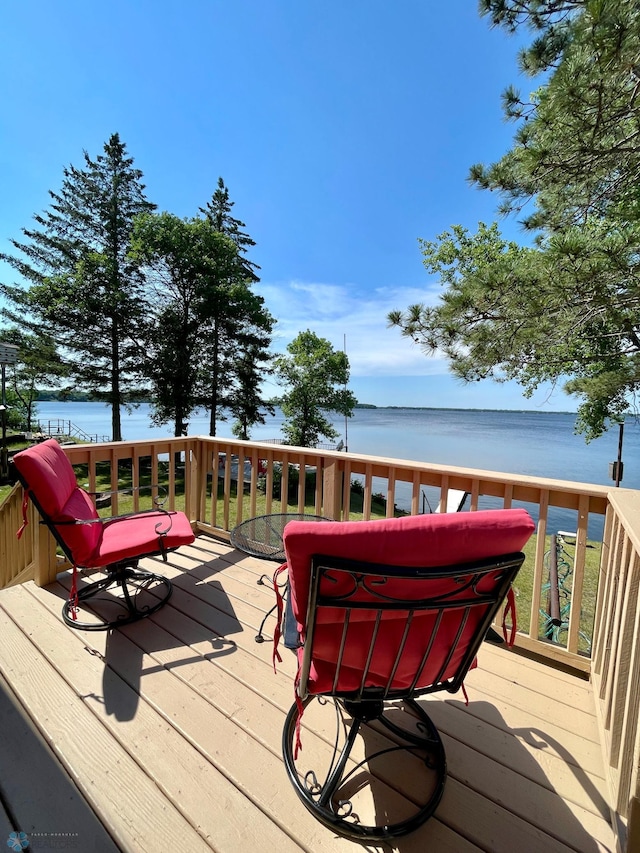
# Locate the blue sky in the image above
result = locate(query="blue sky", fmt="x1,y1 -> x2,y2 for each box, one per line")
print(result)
0,1 -> 573,411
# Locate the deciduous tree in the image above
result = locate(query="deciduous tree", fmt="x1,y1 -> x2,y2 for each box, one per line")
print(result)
274,331 -> 356,448
132,211 -> 274,439
0,327 -> 69,431
130,213 -> 241,437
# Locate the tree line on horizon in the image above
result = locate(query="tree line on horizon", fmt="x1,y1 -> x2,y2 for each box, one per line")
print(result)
0,135 -> 355,447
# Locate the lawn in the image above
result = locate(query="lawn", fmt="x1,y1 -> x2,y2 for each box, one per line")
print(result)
513,533 -> 599,655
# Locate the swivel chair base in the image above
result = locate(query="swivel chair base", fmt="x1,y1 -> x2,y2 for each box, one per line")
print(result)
62,561 -> 173,631
282,695 -> 446,841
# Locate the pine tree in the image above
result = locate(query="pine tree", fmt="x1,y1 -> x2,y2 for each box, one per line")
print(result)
200,177 -> 260,282
390,1 -> 640,439
0,133 -> 155,440
199,179 -> 273,436
228,341 -> 275,440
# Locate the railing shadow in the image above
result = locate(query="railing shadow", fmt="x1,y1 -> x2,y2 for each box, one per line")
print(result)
47,546 -> 245,722
385,698 -> 611,851
0,671 -> 120,851
299,697 -> 613,851
101,576 -> 242,722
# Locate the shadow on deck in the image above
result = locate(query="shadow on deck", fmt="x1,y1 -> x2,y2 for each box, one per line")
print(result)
0,534 -> 617,852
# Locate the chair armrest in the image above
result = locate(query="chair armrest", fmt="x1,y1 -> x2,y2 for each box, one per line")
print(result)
47,507 -> 176,537
101,507 -> 175,536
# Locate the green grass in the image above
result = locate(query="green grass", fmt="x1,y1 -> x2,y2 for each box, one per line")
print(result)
512,534 -> 600,654
200,471 -> 391,522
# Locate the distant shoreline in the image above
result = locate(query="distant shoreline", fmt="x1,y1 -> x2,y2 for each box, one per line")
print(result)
36,395 -> 576,417
360,405 -> 577,416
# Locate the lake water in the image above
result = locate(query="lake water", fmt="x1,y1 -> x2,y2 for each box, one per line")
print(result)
35,401 -> 638,538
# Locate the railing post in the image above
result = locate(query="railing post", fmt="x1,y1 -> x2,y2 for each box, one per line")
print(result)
322,458 -> 344,520
187,438 -> 202,524
33,507 -> 59,587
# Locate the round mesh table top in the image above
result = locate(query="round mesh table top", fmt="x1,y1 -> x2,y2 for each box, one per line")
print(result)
230,512 -> 332,562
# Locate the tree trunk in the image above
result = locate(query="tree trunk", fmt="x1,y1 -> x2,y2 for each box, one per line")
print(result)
111,319 -> 122,442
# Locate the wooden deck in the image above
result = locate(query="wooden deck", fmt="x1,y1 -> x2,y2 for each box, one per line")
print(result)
0,534 -> 617,852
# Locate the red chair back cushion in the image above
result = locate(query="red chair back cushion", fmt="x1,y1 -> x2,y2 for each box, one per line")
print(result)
13,439 -> 101,564
283,509 -> 534,695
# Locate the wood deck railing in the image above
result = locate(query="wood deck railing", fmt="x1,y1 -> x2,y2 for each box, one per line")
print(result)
0,435 -> 637,849
0,436 -> 611,668
592,489 -> 640,852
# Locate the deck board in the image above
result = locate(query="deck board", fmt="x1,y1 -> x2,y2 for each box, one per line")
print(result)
0,534 -> 618,852
0,671 -> 119,851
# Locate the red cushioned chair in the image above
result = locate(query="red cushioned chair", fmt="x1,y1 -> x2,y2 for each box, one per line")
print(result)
13,439 -> 195,631
280,508 -> 534,841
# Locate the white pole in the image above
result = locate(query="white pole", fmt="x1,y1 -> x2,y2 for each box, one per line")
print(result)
343,333 -> 348,453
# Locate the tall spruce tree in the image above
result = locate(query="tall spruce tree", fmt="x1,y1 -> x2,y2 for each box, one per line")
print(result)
0,133 -> 155,440
199,179 -> 273,436
228,341 -> 275,440
200,177 -> 260,282
195,273 -> 274,437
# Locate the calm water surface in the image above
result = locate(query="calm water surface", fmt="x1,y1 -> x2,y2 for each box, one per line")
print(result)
36,401 -> 639,537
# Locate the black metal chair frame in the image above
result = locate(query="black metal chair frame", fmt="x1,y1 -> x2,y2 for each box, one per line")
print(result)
14,467 -> 175,631
282,550 -> 525,841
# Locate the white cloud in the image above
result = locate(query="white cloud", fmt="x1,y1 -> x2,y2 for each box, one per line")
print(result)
256,278 -> 448,377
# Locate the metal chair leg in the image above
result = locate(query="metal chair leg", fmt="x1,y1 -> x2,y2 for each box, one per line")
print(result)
62,562 -> 172,631
282,695 -> 446,841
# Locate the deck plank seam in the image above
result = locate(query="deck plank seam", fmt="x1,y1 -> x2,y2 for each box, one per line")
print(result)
18,582 -> 303,853
21,581 -> 317,852
0,592 -> 213,852
0,538 -> 618,853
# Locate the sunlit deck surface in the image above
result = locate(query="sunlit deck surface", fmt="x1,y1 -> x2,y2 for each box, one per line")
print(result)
0,534 -> 617,852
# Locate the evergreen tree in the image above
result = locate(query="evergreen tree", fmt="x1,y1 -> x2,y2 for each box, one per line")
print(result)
199,178 -> 273,435
200,177 -> 260,282
0,134 -> 155,441
196,277 -> 274,436
228,341 -> 275,440
474,0 -> 640,231
390,1 -> 640,439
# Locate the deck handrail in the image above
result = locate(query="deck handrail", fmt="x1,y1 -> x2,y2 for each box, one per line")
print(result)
1,434 -> 639,847
591,489 -> 640,851
0,481 -> 58,589
2,435 -> 611,666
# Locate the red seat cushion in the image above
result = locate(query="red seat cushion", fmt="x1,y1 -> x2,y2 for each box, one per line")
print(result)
14,439 -> 195,567
283,509 -> 534,695
90,510 -> 195,567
